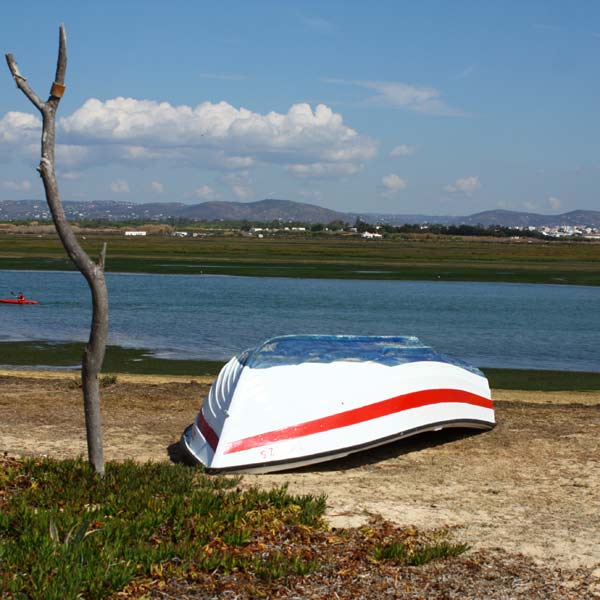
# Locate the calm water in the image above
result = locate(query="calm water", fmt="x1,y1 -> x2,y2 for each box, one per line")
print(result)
0,270 -> 598,371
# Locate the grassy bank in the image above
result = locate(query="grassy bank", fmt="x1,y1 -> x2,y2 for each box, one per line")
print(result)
0,340 -> 598,391
0,455 -> 470,600
1,232 -> 599,285
0,341 -> 224,377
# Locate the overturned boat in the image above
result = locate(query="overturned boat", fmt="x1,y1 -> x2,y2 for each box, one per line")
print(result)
182,335 -> 494,474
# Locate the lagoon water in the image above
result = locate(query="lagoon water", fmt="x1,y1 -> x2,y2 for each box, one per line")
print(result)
0,270 -> 598,372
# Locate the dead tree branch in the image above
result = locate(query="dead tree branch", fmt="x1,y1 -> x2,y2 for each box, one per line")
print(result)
6,25 -> 108,475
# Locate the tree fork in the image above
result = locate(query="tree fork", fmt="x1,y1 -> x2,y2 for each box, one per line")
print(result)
6,25 -> 108,475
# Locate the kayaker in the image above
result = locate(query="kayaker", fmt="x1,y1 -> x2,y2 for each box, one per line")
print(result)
17,292 -> 25,301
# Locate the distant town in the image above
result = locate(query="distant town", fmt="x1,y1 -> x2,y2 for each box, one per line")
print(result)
0,198 -> 599,240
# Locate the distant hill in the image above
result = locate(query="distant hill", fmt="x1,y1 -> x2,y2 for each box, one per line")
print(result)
0,198 -> 599,228
175,199 -> 347,223
0,198 -> 346,224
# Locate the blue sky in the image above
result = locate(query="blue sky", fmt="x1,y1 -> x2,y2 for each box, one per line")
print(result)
0,0 -> 598,215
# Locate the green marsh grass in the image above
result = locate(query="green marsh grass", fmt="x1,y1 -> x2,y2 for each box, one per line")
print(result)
1,232 -> 598,285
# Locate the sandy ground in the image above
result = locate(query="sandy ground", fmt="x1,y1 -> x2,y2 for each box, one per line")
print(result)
1,370 -> 599,574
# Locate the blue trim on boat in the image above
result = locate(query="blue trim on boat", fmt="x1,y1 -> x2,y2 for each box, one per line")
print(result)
238,335 -> 483,375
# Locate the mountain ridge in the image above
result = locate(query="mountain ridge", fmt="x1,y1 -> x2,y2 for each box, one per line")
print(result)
0,198 -> 599,228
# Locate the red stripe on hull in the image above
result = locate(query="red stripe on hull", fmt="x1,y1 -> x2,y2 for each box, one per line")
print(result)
225,388 -> 492,455
197,412 -> 219,451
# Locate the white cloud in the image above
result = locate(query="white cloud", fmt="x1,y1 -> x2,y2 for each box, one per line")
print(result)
110,180 -> 130,193
325,78 -> 465,117
51,97 -> 375,177
220,171 -> 251,186
445,176 -> 481,195
390,144 -> 415,157
217,171 -> 252,200
0,112 -> 40,162
0,112 -> 40,144
213,151 -> 255,169
232,184 -> 252,200
193,185 -> 218,200
1,179 -> 32,191
151,181 -> 165,194
0,99 -> 375,184
548,196 -> 561,211
286,162 -> 362,179
381,174 -> 408,193
55,144 -> 90,167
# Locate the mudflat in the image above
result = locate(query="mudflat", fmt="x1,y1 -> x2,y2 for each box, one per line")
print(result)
1,370 -> 599,574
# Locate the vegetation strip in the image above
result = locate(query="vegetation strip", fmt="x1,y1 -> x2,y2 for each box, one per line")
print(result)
0,341 -> 224,376
1,232 -> 598,285
1,340 -> 599,390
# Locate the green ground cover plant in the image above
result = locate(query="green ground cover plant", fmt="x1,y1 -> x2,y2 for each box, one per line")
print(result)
0,455 -> 475,600
0,456 -> 325,599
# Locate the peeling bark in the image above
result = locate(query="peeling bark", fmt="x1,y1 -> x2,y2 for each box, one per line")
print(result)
6,26 -> 108,475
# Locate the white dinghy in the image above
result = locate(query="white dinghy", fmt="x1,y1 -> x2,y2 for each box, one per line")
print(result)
182,335 -> 495,474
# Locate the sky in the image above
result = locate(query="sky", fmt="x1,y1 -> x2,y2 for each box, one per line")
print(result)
0,0 -> 599,216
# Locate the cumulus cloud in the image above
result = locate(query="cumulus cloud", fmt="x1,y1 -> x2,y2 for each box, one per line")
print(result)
548,196 -> 561,210
0,112 -> 40,162
0,112 -> 40,144
55,145 -> 91,167
381,174 -> 408,193
286,162 -> 362,179
232,185 -> 252,200
0,98 -> 375,181
390,144 -> 414,157
110,180 -> 130,193
325,78 -> 465,117
151,181 -> 165,194
53,97 -> 375,174
216,171 -> 253,200
445,176 -> 481,195
192,185 -> 219,200
1,179 -> 32,191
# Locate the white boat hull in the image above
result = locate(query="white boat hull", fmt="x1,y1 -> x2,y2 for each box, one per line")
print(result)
182,336 -> 495,474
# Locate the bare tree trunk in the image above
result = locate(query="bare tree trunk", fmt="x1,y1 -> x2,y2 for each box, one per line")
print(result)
6,26 -> 108,475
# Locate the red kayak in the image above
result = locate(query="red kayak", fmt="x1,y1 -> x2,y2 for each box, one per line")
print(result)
0,299 -> 39,305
